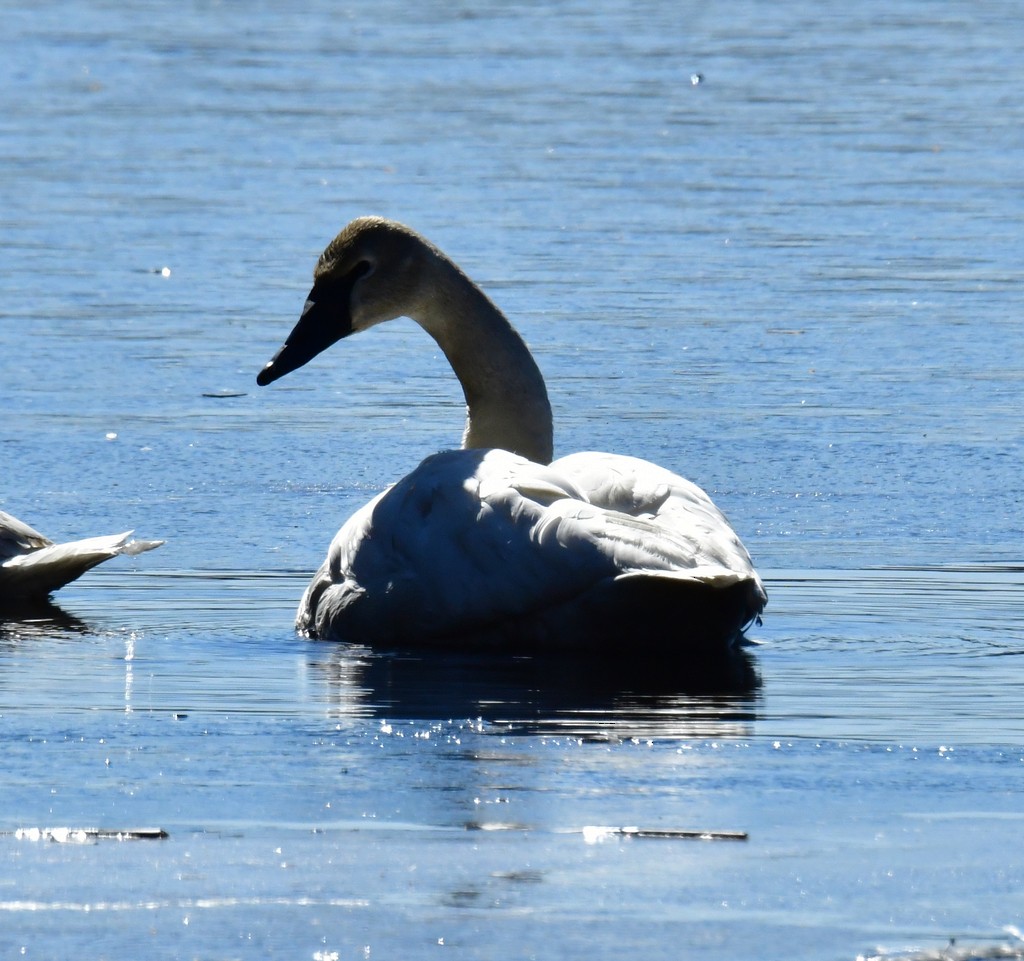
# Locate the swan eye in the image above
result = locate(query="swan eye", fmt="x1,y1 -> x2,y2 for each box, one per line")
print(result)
351,260 -> 374,281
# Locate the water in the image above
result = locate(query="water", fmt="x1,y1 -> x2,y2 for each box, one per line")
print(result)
2,1 -> 1023,958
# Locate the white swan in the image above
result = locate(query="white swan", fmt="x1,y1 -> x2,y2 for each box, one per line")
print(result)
0,509 -> 163,606
257,217 -> 765,654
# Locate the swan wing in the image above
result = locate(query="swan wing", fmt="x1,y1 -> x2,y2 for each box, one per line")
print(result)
300,448 -> 764,645
0,510 -> 52,560
0,524 -> 164,603
302,449 -> 616,642
551,451 -> 765,589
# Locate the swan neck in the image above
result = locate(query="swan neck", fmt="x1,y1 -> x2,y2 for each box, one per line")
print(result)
414,256 -> 554,464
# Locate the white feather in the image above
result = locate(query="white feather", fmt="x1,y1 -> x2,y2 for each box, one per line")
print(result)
0,509 -> 163,605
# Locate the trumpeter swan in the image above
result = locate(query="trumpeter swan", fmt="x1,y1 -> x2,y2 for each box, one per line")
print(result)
257,217 -> 765,656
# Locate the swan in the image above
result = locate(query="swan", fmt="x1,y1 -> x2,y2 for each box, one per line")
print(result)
0,509 -> 163,607
257,217 -> 765,655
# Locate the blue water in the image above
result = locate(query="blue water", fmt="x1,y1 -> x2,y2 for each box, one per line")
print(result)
2,2 -> 1023,959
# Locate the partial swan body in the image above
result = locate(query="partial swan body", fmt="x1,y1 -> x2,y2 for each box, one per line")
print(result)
257,217 -> 765,655
0,509 -> 163,606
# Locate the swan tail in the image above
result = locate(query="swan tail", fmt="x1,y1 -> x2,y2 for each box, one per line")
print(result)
0,531 -> 164,603
534,572 -> 766,653
615,568 -> 767,626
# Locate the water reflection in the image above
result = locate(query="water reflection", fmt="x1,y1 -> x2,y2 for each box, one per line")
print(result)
311,642 -> 759,739
0,599 -> 90,641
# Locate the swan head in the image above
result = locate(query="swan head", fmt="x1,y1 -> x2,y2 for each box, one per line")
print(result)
257,217 -> 433,386
257,216 -> 554,465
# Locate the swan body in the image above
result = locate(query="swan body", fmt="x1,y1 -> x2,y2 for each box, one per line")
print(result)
257,217 -> 765,653
0,509 -> 163,606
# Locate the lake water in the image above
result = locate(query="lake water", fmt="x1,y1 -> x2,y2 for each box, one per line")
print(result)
2,1 -> 1023,959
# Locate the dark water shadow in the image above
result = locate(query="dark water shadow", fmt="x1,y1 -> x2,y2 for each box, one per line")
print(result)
312,642 -> 760,739
0,598 -> 91,641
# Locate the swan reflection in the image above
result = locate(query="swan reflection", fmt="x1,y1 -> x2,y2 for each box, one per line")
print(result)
311,642 -> 759,740
0,599 -> 90,640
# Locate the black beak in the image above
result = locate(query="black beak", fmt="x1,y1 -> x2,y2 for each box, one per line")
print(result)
256,281 -> 354,387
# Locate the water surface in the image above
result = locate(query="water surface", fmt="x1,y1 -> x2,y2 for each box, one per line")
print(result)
2,1 -> 1023,959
